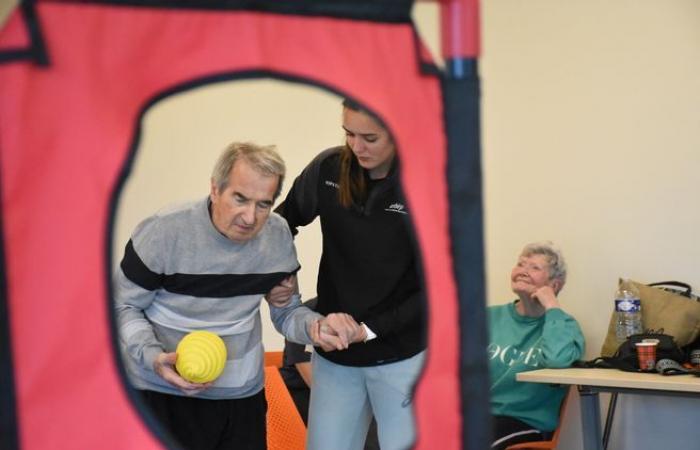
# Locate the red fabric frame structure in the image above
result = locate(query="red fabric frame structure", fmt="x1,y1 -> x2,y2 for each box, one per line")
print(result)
0,1 -> 485,448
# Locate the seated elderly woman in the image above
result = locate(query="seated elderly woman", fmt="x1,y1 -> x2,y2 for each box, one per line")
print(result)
488,242 -> 585,450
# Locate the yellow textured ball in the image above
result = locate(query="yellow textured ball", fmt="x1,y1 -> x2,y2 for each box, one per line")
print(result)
175,331 -> 227,383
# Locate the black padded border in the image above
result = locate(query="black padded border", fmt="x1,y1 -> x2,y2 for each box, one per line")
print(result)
442,59 -> 491,450
0,154 -> 19,450
0,0 -> 49,66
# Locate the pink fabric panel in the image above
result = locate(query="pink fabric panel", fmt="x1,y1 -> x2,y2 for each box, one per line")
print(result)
0,3 -> 461,448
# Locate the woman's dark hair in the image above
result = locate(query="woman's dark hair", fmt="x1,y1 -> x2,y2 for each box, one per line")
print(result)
338,98 -> 385,208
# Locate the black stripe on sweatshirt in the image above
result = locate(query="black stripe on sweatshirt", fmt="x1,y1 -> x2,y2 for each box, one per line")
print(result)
120,239 -> 297,297
120,240 -> 163,291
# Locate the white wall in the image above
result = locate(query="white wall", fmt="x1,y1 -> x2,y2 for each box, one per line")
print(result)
471,1 -> 700,449
3,1 -> 697,448
0,0 -> 15,28
410,2 -> 700,448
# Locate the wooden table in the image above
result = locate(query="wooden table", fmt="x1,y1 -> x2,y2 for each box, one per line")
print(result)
516,368 -> 700,450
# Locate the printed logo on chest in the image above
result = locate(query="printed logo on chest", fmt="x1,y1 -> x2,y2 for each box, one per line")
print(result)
385,202 -> 408,215
487,343 -> 542,368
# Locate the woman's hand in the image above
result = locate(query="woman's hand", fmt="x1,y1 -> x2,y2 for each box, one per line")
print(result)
265,275 -> 298,307
308,313 -> 366,351
531,285 -> 560,310
323,313 -> 366,345
309,319 -> 346,351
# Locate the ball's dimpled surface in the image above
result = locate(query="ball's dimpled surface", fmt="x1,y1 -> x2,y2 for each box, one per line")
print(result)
175,331 -> 227,383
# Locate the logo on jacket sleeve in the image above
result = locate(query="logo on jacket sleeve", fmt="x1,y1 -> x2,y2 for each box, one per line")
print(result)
385,202 -> 408,215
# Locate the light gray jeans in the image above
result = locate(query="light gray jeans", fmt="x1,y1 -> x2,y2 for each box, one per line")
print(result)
306,351 -> 426,450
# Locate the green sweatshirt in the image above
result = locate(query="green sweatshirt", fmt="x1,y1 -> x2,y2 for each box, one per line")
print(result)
488,301 -> 585,431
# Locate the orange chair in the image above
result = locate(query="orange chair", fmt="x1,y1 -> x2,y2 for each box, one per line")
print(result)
264,350 -> 284,368
505,388 -> 570,450
265,365 -> 306,450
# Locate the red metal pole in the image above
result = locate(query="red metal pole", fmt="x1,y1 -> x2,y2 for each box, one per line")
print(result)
435,1 -> 489,450
439,0 -> 480,78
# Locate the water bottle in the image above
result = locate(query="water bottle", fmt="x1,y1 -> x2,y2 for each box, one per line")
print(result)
614,279 -> 643,344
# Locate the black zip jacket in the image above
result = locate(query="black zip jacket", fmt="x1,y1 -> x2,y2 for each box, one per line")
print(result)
276,147 -> 426,366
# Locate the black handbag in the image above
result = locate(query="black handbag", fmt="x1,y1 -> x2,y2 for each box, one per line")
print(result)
577,331 -> 685,372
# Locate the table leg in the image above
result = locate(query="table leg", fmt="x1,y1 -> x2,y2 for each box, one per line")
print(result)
578,386 -> 603,450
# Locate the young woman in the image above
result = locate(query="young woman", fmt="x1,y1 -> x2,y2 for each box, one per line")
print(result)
277,99 -> 425,450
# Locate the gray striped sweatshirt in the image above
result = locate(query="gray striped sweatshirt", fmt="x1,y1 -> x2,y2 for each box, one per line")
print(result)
114,197 -> 320,399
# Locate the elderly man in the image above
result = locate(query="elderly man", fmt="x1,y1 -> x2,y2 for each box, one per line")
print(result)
114,142 -> 340,450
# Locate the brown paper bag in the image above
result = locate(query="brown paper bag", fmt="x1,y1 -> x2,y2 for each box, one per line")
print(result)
600,279 -> 700,357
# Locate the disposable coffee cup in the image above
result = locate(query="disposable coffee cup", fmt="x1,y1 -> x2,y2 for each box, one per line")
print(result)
636,341 -> 658,371
690,349 -> 700,368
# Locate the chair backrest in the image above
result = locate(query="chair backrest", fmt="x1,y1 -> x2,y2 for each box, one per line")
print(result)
264,366 -> 306,450
265,350 -> 284,368
505,387 -> 571,450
